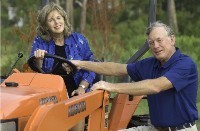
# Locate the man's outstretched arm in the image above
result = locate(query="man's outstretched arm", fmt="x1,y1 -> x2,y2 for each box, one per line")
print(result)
91,76 -> 173,96
71,60 -> 128,76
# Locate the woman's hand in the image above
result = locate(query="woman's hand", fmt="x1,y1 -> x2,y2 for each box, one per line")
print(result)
34,49 -> 47,59
71,86 -> 85,96
34,49 -> 47,68
71,81 -> 89,97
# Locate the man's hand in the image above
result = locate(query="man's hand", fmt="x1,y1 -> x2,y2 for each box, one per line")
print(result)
70,60 -> 82,70
91,81 -> 112,92
62,63 -> 73,74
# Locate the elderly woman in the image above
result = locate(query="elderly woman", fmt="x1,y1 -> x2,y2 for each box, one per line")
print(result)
30,2 -> 95,130
30,2 -> 96,98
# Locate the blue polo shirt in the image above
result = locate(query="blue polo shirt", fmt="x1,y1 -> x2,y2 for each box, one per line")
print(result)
127,48 -> 198,127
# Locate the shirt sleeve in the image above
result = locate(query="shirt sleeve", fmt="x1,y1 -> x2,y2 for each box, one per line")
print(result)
164,57 -> 197,92
30,35 -> 49,56
29,36 -> 51,72
30,36 -> 40,57
76,33 -> 96,86
127,58 -> 153,82
127,63 -> 142,82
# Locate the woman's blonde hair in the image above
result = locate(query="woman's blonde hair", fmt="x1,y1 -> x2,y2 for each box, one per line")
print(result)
37,2 -> 72,42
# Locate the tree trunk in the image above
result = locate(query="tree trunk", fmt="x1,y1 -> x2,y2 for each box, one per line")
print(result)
167,0 -> 178,33
80,0 -> 87,33
54,0 -> 60,5
66,0 -> 74,29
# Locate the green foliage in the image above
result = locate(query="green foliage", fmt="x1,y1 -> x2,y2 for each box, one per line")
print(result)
1,0 -> 200,127
1,0 -> 39,28
8,0 -> 40,17
176,11 -> 200,37
1,1 -> 9,27
176,36 -> 200,63
1,0 -> 38,75
174,0 -> 200,37
1,27 -> 33,76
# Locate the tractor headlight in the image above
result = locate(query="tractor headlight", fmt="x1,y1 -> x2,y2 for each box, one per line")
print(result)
0,119 -> 17,131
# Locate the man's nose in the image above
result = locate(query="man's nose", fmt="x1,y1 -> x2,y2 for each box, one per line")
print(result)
153,40 -> 160,48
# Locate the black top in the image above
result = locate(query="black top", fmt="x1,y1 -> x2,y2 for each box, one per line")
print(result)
52,45 -> 76,98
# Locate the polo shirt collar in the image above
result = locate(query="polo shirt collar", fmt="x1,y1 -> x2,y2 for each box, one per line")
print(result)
154,47 -> 181,68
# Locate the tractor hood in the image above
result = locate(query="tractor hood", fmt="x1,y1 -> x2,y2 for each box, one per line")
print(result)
0,73 -> 68,120
0,86 -> 59,120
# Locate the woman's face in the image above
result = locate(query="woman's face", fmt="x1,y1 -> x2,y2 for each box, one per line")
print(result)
46,10 -> 65,35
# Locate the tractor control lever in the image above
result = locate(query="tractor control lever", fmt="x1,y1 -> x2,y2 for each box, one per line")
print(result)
6,52 -> 23,77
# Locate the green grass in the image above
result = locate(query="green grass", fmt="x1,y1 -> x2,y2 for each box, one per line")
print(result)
197,102 -> 200,129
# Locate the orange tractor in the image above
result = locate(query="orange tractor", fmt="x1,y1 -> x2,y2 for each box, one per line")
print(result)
0,53 -> 146,131
1,72 -> 146,131
0,0 -> 156,130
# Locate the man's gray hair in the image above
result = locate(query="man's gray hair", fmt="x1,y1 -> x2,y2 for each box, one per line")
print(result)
146,21 -> 174,36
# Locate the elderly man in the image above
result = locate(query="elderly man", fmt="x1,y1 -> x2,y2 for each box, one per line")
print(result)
71,21 -> 198,131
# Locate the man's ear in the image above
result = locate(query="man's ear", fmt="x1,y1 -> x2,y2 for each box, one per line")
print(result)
170,35 -> 175,46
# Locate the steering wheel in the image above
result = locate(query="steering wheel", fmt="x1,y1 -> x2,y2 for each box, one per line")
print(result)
27,53 -> 77,74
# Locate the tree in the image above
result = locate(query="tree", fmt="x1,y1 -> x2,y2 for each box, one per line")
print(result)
75,0 -> 88,33
167,0 -> 178,33
66,0 -> 74,29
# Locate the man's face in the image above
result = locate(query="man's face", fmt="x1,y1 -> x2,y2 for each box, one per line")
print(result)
148,27 -> 175,64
